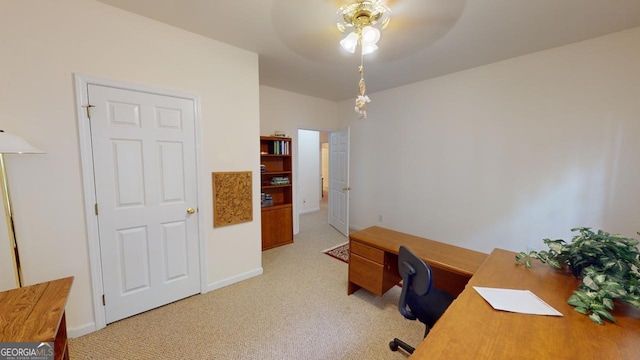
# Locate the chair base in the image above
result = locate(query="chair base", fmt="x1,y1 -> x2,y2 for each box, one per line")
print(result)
389,338 -> 415,354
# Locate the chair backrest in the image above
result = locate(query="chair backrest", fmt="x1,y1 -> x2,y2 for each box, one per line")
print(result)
397,245 -> 433,320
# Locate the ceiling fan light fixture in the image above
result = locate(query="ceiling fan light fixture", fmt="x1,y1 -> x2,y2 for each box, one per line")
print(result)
361,26 -> 380,46
361,43 -> 378,55
336,1 -> 391,119
340,32 -> 359,53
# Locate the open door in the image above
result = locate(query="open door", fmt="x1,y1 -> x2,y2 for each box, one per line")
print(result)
329,127 -> 350,236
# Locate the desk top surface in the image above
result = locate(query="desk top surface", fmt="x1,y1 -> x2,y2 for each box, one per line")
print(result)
349,226 -> 487,276
411,249 -> 640,359
0,277 -> 73,342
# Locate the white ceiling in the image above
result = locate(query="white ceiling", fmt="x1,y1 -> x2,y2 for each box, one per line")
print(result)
99,0 -> 640,102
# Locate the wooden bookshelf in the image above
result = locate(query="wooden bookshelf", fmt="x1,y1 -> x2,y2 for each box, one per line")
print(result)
260,136 -> 293,250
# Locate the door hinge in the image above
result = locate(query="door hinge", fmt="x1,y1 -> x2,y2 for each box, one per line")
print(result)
83,104 -> 95,118
94,203 -> 99,215
102,294 -> 106,306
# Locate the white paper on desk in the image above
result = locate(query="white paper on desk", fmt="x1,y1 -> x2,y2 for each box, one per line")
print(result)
473,286 -> 563,316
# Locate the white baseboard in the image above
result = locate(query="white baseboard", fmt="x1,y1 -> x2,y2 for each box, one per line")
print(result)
299,207 -> 320,215
68,322 -> 97,339
204,267 -> 263,293
349,224 -> 365,231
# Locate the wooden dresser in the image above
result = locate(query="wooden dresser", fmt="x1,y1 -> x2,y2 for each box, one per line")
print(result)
0,277 -> 73,360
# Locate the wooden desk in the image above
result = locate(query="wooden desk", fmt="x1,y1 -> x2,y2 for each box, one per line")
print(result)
411,249 -> 640,359
0,277 -> 74,360
348,226 -> 487,297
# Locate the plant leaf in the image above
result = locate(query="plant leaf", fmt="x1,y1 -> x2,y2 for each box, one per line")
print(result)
583,276 -> 599,291
547,259 -> 561,269
589,302 -> 605,311
594,309 -> 617,323
567,294 -> 586,308
588,312 -> 604,325
624,297 -> 640,307
548,242 -> 564,252
574,306 -> 587,314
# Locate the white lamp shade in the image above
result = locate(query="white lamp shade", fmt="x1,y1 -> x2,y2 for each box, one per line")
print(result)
340,32 -> 359,53
0,131 -> 44,154
362,43 -> 379,55
361,26 -> 381,46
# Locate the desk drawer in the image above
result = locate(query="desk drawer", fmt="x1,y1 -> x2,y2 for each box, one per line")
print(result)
351,240 -> 384,264
350,253 -> 385,295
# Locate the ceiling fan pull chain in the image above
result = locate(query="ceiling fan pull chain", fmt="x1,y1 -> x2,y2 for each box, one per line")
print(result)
355,48 -> 370,119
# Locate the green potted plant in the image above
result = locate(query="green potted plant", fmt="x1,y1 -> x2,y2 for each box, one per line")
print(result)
515,227 -> 640,324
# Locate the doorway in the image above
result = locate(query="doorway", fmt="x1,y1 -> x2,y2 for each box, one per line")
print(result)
297,128 -> 349,236
297,129 -> 327,215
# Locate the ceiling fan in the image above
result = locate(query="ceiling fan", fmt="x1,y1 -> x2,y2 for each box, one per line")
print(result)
271,0 -> 465,117
272,0 -> 465,63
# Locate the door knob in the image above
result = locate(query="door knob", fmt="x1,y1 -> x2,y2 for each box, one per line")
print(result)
342,187 -> 351,191
187,208 -> 195,214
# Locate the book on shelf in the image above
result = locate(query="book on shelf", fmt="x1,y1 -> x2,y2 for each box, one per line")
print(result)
269,176 -> 290,185
261,193 -> 274,207
268,140 -> 290,155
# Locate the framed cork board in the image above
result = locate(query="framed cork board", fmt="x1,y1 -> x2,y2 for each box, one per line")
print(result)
212,171 -> 253,227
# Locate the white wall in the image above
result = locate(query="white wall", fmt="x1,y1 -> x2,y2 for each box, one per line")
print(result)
297,130 -> 321,214
260,86 -> 340,137
0,0 -> 261,336
260,86 -> 339,233
339,27 -> 640,254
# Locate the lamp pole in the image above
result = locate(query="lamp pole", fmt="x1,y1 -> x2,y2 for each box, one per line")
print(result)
0,130 -> 44,288
0,153 -> 22,287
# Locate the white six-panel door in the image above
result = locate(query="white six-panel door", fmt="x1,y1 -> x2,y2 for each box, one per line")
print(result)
88,84 -> 200,323
329,128 -> 350,236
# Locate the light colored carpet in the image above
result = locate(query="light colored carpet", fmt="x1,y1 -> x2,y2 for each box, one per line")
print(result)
69,205 -> 424,359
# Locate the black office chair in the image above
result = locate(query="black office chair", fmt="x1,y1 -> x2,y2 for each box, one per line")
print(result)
389,245 -> 455,354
